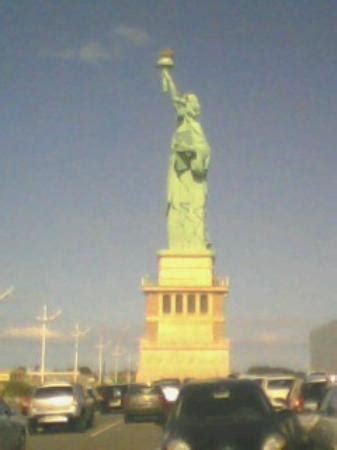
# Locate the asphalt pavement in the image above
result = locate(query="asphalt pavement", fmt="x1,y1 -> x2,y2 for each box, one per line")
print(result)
26,412 -> 164,450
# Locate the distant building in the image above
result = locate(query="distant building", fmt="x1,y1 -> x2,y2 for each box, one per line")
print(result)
310,320 -> 337,373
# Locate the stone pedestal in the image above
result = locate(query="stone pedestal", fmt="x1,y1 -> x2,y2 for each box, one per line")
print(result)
136,250 -> 230,382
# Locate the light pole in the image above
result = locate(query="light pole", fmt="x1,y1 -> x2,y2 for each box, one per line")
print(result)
71,324 -> 90,383
36,305 -> 62,384
0,286 -> 14,302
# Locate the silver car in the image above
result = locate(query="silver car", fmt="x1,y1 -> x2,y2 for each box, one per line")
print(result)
27,382 -> 94,433
0,399 -> 26,450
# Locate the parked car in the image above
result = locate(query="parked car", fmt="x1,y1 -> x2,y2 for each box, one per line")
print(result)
0,398 -> 26,450
306,384 -> 337,450
27,382 -> 95,433
161,379 -> 303,450
96,384 -> 128,412
124,383 -> 168,423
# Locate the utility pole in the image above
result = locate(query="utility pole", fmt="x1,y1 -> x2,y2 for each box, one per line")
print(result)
71,324 -> 90,383
95,338 -> 109,385
112,345 -> 123,384
127,353 -> 132,384
0,286 -> 14,302
36,305 -> 62,384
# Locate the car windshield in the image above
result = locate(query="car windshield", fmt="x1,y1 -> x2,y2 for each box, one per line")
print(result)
177,383 -> 272,421
34,386 -> 73,398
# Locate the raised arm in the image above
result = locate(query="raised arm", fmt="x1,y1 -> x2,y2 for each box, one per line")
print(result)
162,69 -> 178,98
161,69 -> 187,117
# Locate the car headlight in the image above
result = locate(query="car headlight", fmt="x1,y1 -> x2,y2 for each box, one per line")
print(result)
262,433 -> 286,450
166,439 -> 191,450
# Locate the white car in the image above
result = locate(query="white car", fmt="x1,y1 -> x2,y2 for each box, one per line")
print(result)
239,374 -> 296,408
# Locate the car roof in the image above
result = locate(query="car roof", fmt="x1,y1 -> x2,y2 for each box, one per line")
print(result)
240,374 -> 296,380
37,382 -> 74,388
182,378 -> 263,388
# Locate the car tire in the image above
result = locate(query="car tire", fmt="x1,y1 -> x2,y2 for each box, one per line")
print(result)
87,411 -> 95,428
74,412 -> 88,432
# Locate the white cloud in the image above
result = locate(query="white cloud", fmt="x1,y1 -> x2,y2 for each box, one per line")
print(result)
78,41 -> 111,64
39,41 -> 111,65
114,25 -> 150,47
1,326 -> 67,341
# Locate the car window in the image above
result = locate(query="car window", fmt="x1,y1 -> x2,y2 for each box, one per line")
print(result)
242,377 -> 264,387
267,379 -> 294,389
34,386 -> 73,398
97,386 -> 114,395
96,385 -> 126,396
177,384 -> 272,420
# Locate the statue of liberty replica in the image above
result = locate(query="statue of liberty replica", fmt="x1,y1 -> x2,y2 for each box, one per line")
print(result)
136,50 -> 230,383
159,49 -> 211,250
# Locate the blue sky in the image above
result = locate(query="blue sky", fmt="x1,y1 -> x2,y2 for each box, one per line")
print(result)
1,0 -> 336,374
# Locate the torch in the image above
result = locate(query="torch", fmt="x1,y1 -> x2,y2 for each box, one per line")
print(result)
156,48 -> 175,92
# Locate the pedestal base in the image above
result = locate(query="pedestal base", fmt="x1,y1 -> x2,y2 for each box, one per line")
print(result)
137,250 -> 230,382
137,343 -> 230,382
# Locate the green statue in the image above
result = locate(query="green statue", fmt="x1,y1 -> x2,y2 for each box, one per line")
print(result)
157,50 -> 211,250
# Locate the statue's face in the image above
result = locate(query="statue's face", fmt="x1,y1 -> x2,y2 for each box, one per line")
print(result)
184,93 -> 201,117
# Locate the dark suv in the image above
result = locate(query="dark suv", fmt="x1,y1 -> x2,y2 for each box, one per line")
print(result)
161,379 -> 303,450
